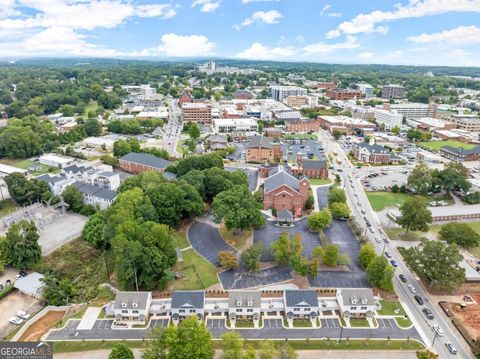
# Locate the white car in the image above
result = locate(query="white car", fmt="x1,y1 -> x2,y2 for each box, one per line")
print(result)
407,284 -> 417,294
432,325 -> 444,337
16,310 -> 30,320
375,237 -> 382,243
9,316 -> 23,325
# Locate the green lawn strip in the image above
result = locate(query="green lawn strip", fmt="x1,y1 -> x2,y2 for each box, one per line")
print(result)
378,301 -> 407,316
308,178 -> 332,186
0,199 -> 19,217
219,225 -> 251,250
385,228 -> 423,242
53,339 -> 424,353
395,317 -> 413,328
283,319 -> 313,328
349,319 -> 370,328
170,248 -> 219,290
0,158 -> 59,175
235,320 -> 256,328
176,139 -> 186,154
366,192 -> 411,211
173,227 -> 191,250
419,140 -> 476,152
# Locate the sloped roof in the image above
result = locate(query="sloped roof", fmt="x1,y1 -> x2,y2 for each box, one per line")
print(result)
246,135 -> 275,150
302,159 -> 326,170
113,291 -> 150,310
228,291 -> 261,308
171,290 -> 205,309
355,142 -> 389,154
285,290 -> 318,307
264,170 -> 300,193
120,152 -> 171,169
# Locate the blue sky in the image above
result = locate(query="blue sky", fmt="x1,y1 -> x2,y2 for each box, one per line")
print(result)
0,0 -> 479,66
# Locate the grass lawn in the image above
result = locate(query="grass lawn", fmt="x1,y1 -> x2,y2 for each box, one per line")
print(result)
283,134 -> 317,140
378,301 -> 407,316
235,320 -> 257,328
53,339 -> 424,353
0,199 -> 19,217
430,222 -> 480,258
169,248 -> 218,291
83,101 -> 99,119
395,317 -> 413,328
173,226 -> 191,250
385,228 -> 423,242
349,318 -> 370,328
0,158 -> 59,175
37,238 -> 110,302
419,140 -> 477,152
283,319 -> 313,328
219,224 -> 251,250
176,139 -> 186,154
366,192 -> 411,211
309,178 -> 332,186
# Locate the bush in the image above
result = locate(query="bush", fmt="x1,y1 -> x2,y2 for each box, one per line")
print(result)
307,208 -> 332,232
305,194 -> 314,210
0,285 -> 14,300
100,155 -> 119,166
218,251 -> 238,270
391,184 -> 399,193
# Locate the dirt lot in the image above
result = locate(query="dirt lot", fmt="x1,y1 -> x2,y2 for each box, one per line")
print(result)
19,310 -> 66,341
453,293 -> 480,339
0,291 -> 43,340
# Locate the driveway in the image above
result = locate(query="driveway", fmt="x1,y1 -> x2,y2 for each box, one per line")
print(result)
188,221 -> 239,267
309,187 -> 370,288
253,218 -> 321,261
0,291 -> 43,340
218,266 -> 292,290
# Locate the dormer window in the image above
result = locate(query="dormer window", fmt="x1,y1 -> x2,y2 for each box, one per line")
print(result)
362,298 -> 368,304
351,299 -> 357,305
121,302 -> 127,308
237,299 -> 242,307
247,300 -> 253,307
132,302 -> 138,308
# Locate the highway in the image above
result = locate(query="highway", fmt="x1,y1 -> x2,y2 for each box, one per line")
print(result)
318,130 -> 474,359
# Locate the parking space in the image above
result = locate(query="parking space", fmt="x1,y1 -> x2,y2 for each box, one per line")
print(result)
206,318 -> 225,330
91,320 -> 114,331
188,221 -> 238,266
263,318 -> 282,329
253,218 -> 321,261
150,318 -> 169,329
321,318 -> 341,328
377,318 -> 398,329
281,140 -> 326,163
0,291 -> 42,340
219,266 -> 293,290
362,171 -> 408,192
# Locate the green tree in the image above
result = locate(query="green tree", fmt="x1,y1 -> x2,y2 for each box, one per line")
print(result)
271,232 -> 291,266
405,239 -> 465,290
221,331 -> 244,359
82,212 -> 107,249
391,126 -> 400,135
312,246 -> 324,262
188,123 -> 201,140
41,274 -> 76,305
436,162 -> 471,193
4,173 -> 52,206
259,341 -> 276,359
407,163 -> 432,195
84,118 -> 102,136
0,126 -> 43,158
242,244 -> 263,272
109,343 -> 134,359
323,244 -> 339,266
62,185 -> 84,213
359,243 -> 376,269
330,202 -> 350,219
218,251 -> 238,270
142,316 -> 214,359
277,342 -> 298,359
113,139 -> 132,157
1,220 -> 41,269
328,187 -> 346,205
244,345 -> 256,359
416,350 -> 439,359
213,186 -> 264,232
366,256 -> 394,292
397,197 -> 432,234
439,222 -> 480,248
307,208 -> 332,232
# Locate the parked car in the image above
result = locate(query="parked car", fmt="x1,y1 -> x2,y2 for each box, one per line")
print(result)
16,311 -> 30,320
384,252 -> 392,258
5,279 -> 11,287
445,343 -> 457,355
19,270 -> 28,277
414,295 -> 424,305
390,259 -> 398,267
399,274 -> 407,283
432,325 -> 444,337
9,316 -> 23,325
375,237 -> 382,243
361,209 -> 366,214
408,285 -> 417,294
422,308 -> 434,320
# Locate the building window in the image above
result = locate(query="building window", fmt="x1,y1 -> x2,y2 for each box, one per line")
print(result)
294,308 -> 300,312
133,310 -> 139,314
351,307 -> 357,310
236,309 -> 242,313
361,307 -> 367,310
122,310 -> 128,314
189,309 -> 196,313
179,309 -> 185,313
247,309 -> 253,312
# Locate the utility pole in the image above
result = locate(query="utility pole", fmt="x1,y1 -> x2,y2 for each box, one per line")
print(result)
337,324 -> 344,344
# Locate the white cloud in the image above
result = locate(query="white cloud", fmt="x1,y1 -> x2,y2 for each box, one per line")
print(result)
156,33 -> 215,57
236,42 -> 296,60
0,0 -> 19,18
303,36 -> 360,54
296,35 -> 305,43
325,29 -> 341,39
238,10 -> 282,28
241,0 -> 277,3
329,0 -> 480,37
358,51 -> 374,59
407,25 -> 480,44
192,0 -> 221,13
320,4 -> 341,17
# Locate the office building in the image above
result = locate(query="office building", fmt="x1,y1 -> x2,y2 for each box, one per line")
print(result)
326,89 -> 362,100
381,84 -> 405,99
181,103 -> 212,124
270,86 -> 306,102
374,109 -> 403,130
357,84 -> 374,98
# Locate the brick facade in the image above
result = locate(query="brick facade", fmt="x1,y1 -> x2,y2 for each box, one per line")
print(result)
285,118 -> 320,133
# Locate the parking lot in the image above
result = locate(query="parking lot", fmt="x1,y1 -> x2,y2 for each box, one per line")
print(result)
263,318 -> 283,329
0,291 -> 43,340
321,318 -> 341,328
281,139 -> 326,163
219,265 -> 293,290
377,318 -> 399,329
206,318 -> 225,330
362,171 -> 408,192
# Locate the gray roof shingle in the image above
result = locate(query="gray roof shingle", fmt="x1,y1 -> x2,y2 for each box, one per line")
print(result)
120,152 -> 171,170
339,288 -> 375,306
228,291 -> 261,309
285,290 -> 318,308
171,290 -> 205,309
113,291 -> 150,310
264,169 -> 300,193
246,135 -> 275,150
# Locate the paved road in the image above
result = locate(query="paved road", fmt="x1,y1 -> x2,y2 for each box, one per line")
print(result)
253,218 -> 321,261
318,130 -> 474,358
47,317 -> 419,341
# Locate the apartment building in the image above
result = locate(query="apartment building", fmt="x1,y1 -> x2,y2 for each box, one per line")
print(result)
381,84 -> 405,99
212,118 -> 258,133
374,109 -> 403,130
109,292 -> 152,323
270,85 -> 306,102
336,289 -> 379,318
181,103 -> 212,124
382,103 -> 433,119
357,83 -> 374,98
318,115 -> 375,135
450,113 -> 480,132
285,118 -> 321,133
326,88 -> 362,100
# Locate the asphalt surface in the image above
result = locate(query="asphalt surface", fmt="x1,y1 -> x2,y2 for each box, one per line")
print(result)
253,218 -> 321,261
224,166 -> 258,192
46,317 -> 420,341
188,221 -> 239,267
281,139 -> 327,163
218,265 -> 293,290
